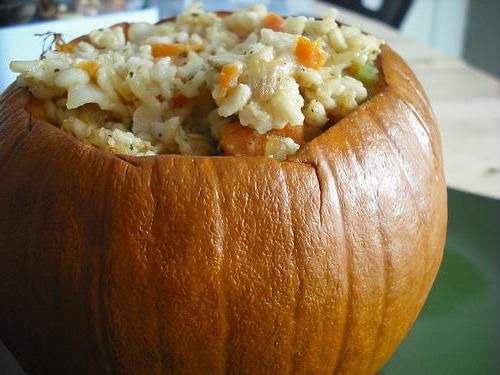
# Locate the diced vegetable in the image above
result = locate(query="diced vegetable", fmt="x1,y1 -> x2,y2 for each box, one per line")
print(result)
76,60 -> 99,82
346,63 -> 379,87
151,43 -> 201,58
273,125 -> 304,145
219,122 -> 304,157
295,36 -> 327,70
220,123 -> 262,156
216,64 -> 241,99
261,13 -> 285,32
264,135 -> 300,161
152,43 -> 189,57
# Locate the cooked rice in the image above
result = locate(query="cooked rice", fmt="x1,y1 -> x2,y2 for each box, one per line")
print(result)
10,3 -> 382,160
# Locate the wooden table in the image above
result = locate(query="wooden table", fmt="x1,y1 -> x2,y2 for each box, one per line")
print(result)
312,2 -> 500,199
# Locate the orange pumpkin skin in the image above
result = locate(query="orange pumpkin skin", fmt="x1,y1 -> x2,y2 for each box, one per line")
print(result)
0,43 -> 446,374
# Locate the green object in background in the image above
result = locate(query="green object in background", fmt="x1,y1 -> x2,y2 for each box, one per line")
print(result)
382,189 -> 500,374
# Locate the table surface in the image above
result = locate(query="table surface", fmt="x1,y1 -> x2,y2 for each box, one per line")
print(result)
312,2 -> 500,200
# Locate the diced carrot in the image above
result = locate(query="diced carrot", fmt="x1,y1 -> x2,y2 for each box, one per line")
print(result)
77,60 -> 100,82
171,94 -> 187,108
220,123 -> 265,156
172,54 -> 188,67
219,123 -> 304,156
295,36 -> 327,70
216,64 -> 241,99
152,43 -> 189,58
261,13 -> 284,32
26,97 -> 48,122
151,43 -> 202,58
273,125 -> 304,146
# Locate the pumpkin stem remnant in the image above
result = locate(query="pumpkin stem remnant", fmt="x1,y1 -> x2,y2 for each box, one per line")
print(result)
35,31 -> 63,58
50,33 -> 81,54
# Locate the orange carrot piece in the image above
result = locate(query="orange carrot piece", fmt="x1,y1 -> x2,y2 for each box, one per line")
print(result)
171,94 -> 187,108
273,125 -> 305,146
152,43 -> 189,58
151,43 -> 202,58
217,64 -> 241,99
220,123 -> 265,156
77,60 -> 100,82
295,36 -> 327,70
26,98 -> 48,122
219,123 -> 304,156
261,12 -> 284,32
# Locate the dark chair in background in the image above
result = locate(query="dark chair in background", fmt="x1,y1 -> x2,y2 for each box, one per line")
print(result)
328,0 -> 414,28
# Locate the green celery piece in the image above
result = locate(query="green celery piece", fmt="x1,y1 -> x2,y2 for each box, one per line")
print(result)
353,63 -> 379,87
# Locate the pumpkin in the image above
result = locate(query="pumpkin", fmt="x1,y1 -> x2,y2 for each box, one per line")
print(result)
0,20 -> 446,374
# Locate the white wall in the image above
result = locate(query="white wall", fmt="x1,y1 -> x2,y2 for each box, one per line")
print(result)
401,0 -> 470,58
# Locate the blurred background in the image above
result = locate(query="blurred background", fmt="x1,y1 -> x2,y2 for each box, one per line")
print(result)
0,0 -> 499,90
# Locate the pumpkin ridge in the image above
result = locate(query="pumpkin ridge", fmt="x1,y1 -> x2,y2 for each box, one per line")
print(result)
207,161 -> 230,374
279,167 -> 301,374
0,103 -> 26,134
95,160 -> 121,371
366,192 -> 390,373
362,91 -> 437,318
312,164 -> 324,227
333,114 -> 390,374
326,161 -> 352,374
366,95 -> 427,224
148,160 -> 167,372
81,158 -> 112,372
379,48 -> 440,168
0,113 -> 32,169
398,98 -> 440,169
116,154 -> 141,168
26,125 -> 74,371
370,96 -> 437,334
0,84 -> 24,120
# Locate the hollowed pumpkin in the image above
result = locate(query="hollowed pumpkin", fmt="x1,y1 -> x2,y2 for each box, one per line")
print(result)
0,21 -> 446,375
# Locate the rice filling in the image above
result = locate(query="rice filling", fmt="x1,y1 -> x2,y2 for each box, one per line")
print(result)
10,3 -> 383,160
